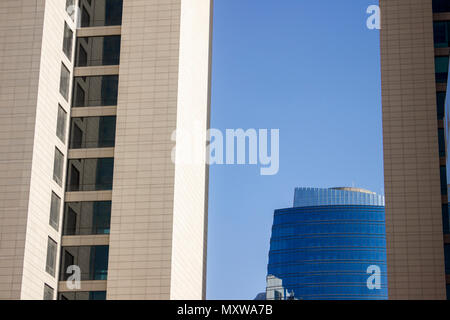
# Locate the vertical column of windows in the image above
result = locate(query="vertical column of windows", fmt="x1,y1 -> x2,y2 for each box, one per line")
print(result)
58,0 -> 123,301
44,2 -> 78,300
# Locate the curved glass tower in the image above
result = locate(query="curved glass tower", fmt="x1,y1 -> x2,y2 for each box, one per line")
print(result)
266,187 -> 387,300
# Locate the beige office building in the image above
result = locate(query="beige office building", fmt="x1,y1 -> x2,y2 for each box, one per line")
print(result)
0,0 -> 213,300
380,0 -> 450,299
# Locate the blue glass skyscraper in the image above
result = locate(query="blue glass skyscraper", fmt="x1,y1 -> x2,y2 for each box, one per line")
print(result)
266,187 -> 387,300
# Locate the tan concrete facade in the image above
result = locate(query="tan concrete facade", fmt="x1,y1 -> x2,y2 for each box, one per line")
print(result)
380,0 -> 447,299
106,0 -> 212,300
0,0 -> 212,300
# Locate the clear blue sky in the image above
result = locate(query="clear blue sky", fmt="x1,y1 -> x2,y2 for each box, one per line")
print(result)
207,0 -> 382,300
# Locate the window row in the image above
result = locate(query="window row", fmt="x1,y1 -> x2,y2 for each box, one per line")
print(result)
63,201 -> 111,235
76,36 -> 121,67
73,75 -> 118,107
59,291 -> 106,300
60,245 -> 109,281
70,116 -> 116,149
79,0 -> 123,28
67,158 -> 114,192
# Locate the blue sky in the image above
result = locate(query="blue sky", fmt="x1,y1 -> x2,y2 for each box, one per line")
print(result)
207,0 -> 382,300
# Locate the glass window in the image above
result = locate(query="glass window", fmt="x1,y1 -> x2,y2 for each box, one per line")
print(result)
77,45 -> 88,67
437,92 -> 446,120
79,0 -> 123,27
72,75 -> 118,107
69,116 -> 116,149
439,128 -> 446,157
60,246 -> 109,281
56,105 -> 67,143
63,201 -> 111,235
58,291 -> 106,300
43,284 -> 54,300
443,204 -> 449,235
53,147 -> 64,186
445,244 -> 450,274
81,6 -> 90,27
59,63 -> 71,101
74,83 -> 86,107
433,0 -> 450,13
441,166 -> 448,196
63,22 -> 74,60
46,237 -> 57,277
66,158 -> 114,191
434,21 -> 450,48
76,36 -> 121,67
435,56 -> 449,83
49,192 -> 61,230
66,0 -> 75,20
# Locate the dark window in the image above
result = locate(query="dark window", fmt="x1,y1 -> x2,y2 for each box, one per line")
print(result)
49,192 -> 61,230
105,0 -> 123,26
63,22 -> 74,60
81,6 -> 90,27
78,45 -> 88,67
58,291 -> 106,300
60,246 -> 109,281
439,128 -> 446,157
46,237 -> 57,277
74,83 -> 86,107
43,284 -> 54,300
80,0 -> 123,27
53,147 -> 64,186
441,166 -> 448,196
59,63 -> 71,101
445,244 -> 450,274
68,163 -> 80,191
437,92 -> 446,120
63,201 -> 111,235
433,0 -> 450,13
66,158 -> 114,191
71,123 -> 83,149
64,206 -> 78,235
72,76 -> 118,107
62,250 -> 74,278
69,116 -> 116,149
101,76 -> 119,106
274,291 -> 282,300
434,21 -> 450,48
443,204 -> 449,234
56,105 -> 67,143
435,56 -> 449,83
76,36 -> 121,67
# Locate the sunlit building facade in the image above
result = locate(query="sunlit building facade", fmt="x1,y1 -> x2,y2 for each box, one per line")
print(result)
0,0 -> 213,300
381,0 -> 450,299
